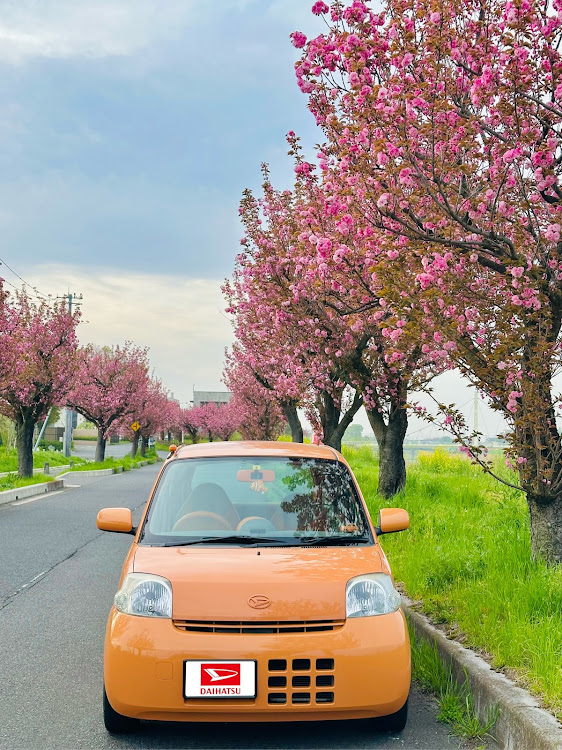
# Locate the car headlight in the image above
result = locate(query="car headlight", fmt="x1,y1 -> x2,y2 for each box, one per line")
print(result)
114,573 -> 172,618
346,573 -> 401,618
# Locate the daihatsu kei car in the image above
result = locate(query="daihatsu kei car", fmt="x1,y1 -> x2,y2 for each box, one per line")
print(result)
97,441 -> 411,733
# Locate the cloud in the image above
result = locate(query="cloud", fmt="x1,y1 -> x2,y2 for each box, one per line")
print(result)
23,264 -> 233,406
0,0 -> 196,63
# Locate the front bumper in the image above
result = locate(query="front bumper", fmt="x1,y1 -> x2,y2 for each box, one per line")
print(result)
104,608 -> 411,722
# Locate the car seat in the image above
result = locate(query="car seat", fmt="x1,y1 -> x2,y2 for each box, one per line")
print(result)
177,483 -> 239,530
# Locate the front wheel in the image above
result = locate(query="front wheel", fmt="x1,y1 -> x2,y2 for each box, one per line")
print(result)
103,686 -> 141,734
371,697 -> 408,732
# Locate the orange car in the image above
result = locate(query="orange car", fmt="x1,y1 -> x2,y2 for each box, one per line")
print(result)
97,441 -> 410,733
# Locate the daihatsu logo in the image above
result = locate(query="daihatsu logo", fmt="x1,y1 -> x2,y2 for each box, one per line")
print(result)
200,664 -> 241,686
248,594 -> 271,609
203,668 -> 239,683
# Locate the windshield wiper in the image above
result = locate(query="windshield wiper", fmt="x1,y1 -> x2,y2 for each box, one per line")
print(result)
297,535 -> 371,546
161,535 -> 290,547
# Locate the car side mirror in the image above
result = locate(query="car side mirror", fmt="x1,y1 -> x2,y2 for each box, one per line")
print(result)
375,508 -> 409,535
97,507 -> 135,535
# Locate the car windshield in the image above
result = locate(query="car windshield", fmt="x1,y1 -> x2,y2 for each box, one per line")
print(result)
140,456 -> 371,547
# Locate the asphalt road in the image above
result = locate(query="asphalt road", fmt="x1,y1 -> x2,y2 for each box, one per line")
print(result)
0,466 -> 467,750
72,439 -> 139,461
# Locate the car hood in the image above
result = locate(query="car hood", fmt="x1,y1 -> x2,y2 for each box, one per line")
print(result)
133,544 -> 384,621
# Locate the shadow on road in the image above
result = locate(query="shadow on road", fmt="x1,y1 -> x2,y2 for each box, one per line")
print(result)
107,719 -> 401,750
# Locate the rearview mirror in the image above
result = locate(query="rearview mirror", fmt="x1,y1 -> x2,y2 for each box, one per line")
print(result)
375,508 -> 409,535
97,507 -> 135,535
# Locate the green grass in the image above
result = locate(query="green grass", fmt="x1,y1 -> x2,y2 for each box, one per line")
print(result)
155,441 -> 175,451
0,447 -> 87,473
410,627 -> 498,740
68,451 -> 159,472
344,445 -> 562,721
0,472 -> 55,491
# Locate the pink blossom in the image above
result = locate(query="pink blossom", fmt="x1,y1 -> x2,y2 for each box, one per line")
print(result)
311,1 -> 329,14
290,31 -> 307,48
544,224 -> 561,242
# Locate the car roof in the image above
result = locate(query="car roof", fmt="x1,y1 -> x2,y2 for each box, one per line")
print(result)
172,441 -> 341,461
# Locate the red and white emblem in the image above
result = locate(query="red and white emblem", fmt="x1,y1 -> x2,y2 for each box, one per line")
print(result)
184,660 -> 256,698
201,664 -> 241,686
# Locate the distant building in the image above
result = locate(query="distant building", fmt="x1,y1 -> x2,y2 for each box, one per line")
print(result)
193,390 -> 232,407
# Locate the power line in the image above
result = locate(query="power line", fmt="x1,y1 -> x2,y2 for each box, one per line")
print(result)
0,256 -> 50,300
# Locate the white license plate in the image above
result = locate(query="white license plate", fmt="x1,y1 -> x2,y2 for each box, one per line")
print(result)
184,660 -> 257,698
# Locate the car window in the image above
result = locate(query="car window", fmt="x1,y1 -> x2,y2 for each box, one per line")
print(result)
141,456 -> 371,547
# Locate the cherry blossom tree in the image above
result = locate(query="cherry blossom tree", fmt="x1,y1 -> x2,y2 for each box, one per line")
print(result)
180,405 -> 204,444
225,178 -> 365,455
294,0 -> 562,560
223,350 -> 286,440
123,380 -> 176,456
68,343 -> 150,462
0,287 -> 79,477
194,402 -> 240,442
227,154 -> 434,491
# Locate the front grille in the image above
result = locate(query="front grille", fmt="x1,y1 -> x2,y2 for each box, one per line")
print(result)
173,619 -> 344,634
292,675 -> 311,687
266,657 -> 335,706
268,676 -> 286,688
292,692 -> 310,704
268,693 -> 287,704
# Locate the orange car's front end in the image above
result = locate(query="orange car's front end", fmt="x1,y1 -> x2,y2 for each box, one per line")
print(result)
104,544 -> 411,723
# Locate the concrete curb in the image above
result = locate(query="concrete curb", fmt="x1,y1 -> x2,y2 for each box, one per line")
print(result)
403,598 -> 562,749
0,464 -> 72,479
58,461 -> 160,481
58,468 -> 117,479
0,479 -> 65,506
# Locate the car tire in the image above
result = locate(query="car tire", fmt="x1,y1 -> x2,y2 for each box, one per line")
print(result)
371,697 -> 408,732
103,686 -> 140,734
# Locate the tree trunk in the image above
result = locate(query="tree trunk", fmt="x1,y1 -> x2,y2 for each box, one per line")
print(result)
366,391 -> 408,499
281,400 -> 303,443
367,406 -> 407,498
513,354 -> 562,563
526,493 -> 562,563
16,412 -> 35,478
131,431 -> 139,457
95,430 -> 106,463
321,390 -> 363,453
140,435 -> 148,457
185,427 -> 198,444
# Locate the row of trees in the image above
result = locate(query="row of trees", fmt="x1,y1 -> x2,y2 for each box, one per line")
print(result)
223,0 -> 562,563
0,283 -> 281,476
0,288 -> 206,474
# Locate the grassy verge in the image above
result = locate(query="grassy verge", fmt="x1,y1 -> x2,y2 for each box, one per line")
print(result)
344,445 -> 562,721
155,441 -> 174,452
68,451 -> 159,472
0,472 -> 55,491
0,447 -> 87,473
411,626 -> 498,741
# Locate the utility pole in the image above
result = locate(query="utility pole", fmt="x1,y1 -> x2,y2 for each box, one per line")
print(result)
58,292 -> 83,457
57,292 -> 83,316
472,387 -> 479,447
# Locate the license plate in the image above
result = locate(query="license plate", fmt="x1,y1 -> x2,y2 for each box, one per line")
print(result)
184,660 -> 257,699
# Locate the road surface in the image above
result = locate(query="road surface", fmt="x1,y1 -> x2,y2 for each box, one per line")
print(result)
0,465 -> 467,749
72,438 -> 139,461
